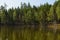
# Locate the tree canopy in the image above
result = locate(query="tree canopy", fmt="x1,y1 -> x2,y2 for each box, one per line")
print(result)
0,0 -> 60,25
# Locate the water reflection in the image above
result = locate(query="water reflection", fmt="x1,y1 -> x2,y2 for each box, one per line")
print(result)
0,24 -> 60,40
0,25 -> 40,40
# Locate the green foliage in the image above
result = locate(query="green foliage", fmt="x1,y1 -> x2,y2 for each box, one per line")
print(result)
48,6 -> 54,21
56,2 -> 60,21
0,1 -> 60,24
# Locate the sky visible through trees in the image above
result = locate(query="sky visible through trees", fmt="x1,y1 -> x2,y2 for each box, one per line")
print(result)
0,0 -> 56,9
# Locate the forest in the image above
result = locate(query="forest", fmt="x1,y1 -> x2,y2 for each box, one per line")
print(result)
0,0 -> 60,40
0,0 -> 60,25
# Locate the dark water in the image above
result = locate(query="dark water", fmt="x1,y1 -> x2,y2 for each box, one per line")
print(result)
0,25 -> 40,40
0,25 -> 60,40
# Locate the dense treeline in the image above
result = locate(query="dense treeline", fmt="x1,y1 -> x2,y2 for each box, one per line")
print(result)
0,0 -> 60,25
1,0 -> 60,40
